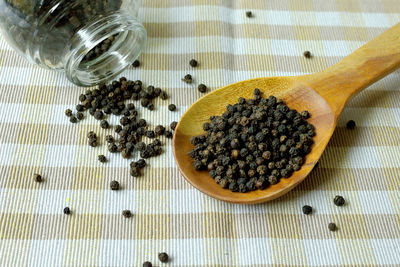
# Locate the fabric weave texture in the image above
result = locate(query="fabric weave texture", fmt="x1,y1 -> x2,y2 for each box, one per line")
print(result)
0,0 -> 400,266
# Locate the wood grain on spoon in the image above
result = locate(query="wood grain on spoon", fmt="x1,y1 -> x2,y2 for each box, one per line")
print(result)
173,23 -> 400,204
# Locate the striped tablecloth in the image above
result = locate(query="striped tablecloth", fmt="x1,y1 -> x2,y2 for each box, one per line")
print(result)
1,0 -> 400,266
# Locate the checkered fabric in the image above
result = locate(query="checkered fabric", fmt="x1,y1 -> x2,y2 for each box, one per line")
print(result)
1,0 -> 400,266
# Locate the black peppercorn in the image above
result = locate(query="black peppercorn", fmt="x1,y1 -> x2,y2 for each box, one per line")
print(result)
160,91 -> 168,100
105,135 -> 114,143
65,109 -> 72,117
158,252 -> 169,263
121,149 -> 131,159
141,98 -> 149,107
87,131 -> 96,139
147,103 -> 154,110
155,125 -> 165,136
137,159 -> 146,168
115,125 -> 122,133
143,262 -> 152,267
76,104 -> 84,112
100,120 -> 109,129
132,60 -> 140,67
127,103 -> 135,110
302,205 -> 312,215
189,59 -> 198,67
168,104 -> 176,111
34,174 -> 43,183
346,120 -> 356,129
328,223 -> 337,231
110,180 -> 120,190
94,110 -> 104,120
334,195 -> 345,206
303,51 -> 312,58
183,74 -> 193,84
301,110 -> 310,119
76,112 -> 84,120
69,116 -> 78,123
146,130 -> 155,138
198,84 -> 207,93
255,178 -> 268,189
79,94 -> 86,102
122,210 -> 132,218
98,155 -> 107,163
268,175 -> 278,185
63,207 -> 71,215
246,11 -> 252,17
170,121 -> 178,131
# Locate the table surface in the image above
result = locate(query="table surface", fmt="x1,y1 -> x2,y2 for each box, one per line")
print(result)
1,0 -> 400,266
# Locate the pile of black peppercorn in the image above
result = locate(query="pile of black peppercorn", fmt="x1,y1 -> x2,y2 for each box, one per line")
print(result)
66,76 -> 177,178
81,34 -> 118,63
189,89 -> 315,193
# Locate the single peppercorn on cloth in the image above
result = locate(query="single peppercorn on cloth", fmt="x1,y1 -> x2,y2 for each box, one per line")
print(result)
1,0 -> 400,266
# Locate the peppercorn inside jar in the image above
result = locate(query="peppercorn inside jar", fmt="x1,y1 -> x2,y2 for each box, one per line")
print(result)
0,0 -> 147,86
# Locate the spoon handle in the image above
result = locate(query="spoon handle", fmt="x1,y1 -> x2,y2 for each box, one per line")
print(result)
302,22 -> 400,116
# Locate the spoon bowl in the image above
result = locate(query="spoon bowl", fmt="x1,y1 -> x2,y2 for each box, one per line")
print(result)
173,77 -> 334,204
173,23 -> 400,204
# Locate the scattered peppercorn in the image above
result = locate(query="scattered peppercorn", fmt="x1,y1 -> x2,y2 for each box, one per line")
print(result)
127,103 -> 135,110
328,223 -> 337,231
68,76 -> 176,182
122,210 -> 132,218
302,205 -> 312,215
333,195 -> 345,206
155,125 -> 165,136
105,135 -> 114,143
198,84 -> 207,93
158,252 -> 169,263
170,121 -> 178,131
76,112 -> 84,120
346,120 -> 356,129
65,109 -> 72,117
147,103 -> 154,110
189,59 -> 198,67
100,120 -> 109,129
164,130 -> 173,138
137,159 -> 146,168
188,89 -> 314,193
146,130 -> 155,138
183,74 -> 193,84
160,91 -> 168,100
132,60 -> 140,67
34,174 -> 43,183
98,155 -> 107,163
246,11 -> 252,17
110,180 -> 120,191
76,104 -> 84,112
87,131 -> 96,139
94,110 -> 104,120
143,262 -> 152,267
303,51 -> 312,58
141,98 -> 149,107
63,207 -> 71,215
168,104 -> 176,111
69,116 -> 78,123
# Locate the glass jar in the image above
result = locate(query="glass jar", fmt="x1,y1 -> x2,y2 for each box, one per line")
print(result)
0,0 -> 147,86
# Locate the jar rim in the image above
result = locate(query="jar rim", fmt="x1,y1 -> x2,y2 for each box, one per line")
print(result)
65,12 -> 147,87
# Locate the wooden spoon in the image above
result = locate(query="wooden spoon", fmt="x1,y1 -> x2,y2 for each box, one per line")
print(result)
173,23 -> 400,204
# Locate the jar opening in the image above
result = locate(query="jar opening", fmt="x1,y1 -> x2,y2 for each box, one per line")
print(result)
65,12 -> 146,87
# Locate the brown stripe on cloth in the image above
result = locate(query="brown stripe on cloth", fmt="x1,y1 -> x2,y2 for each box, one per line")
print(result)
1,213 -> 399,240
143,0 -> 400,13
143,22 -> 387,40
1,164 -> 399,192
